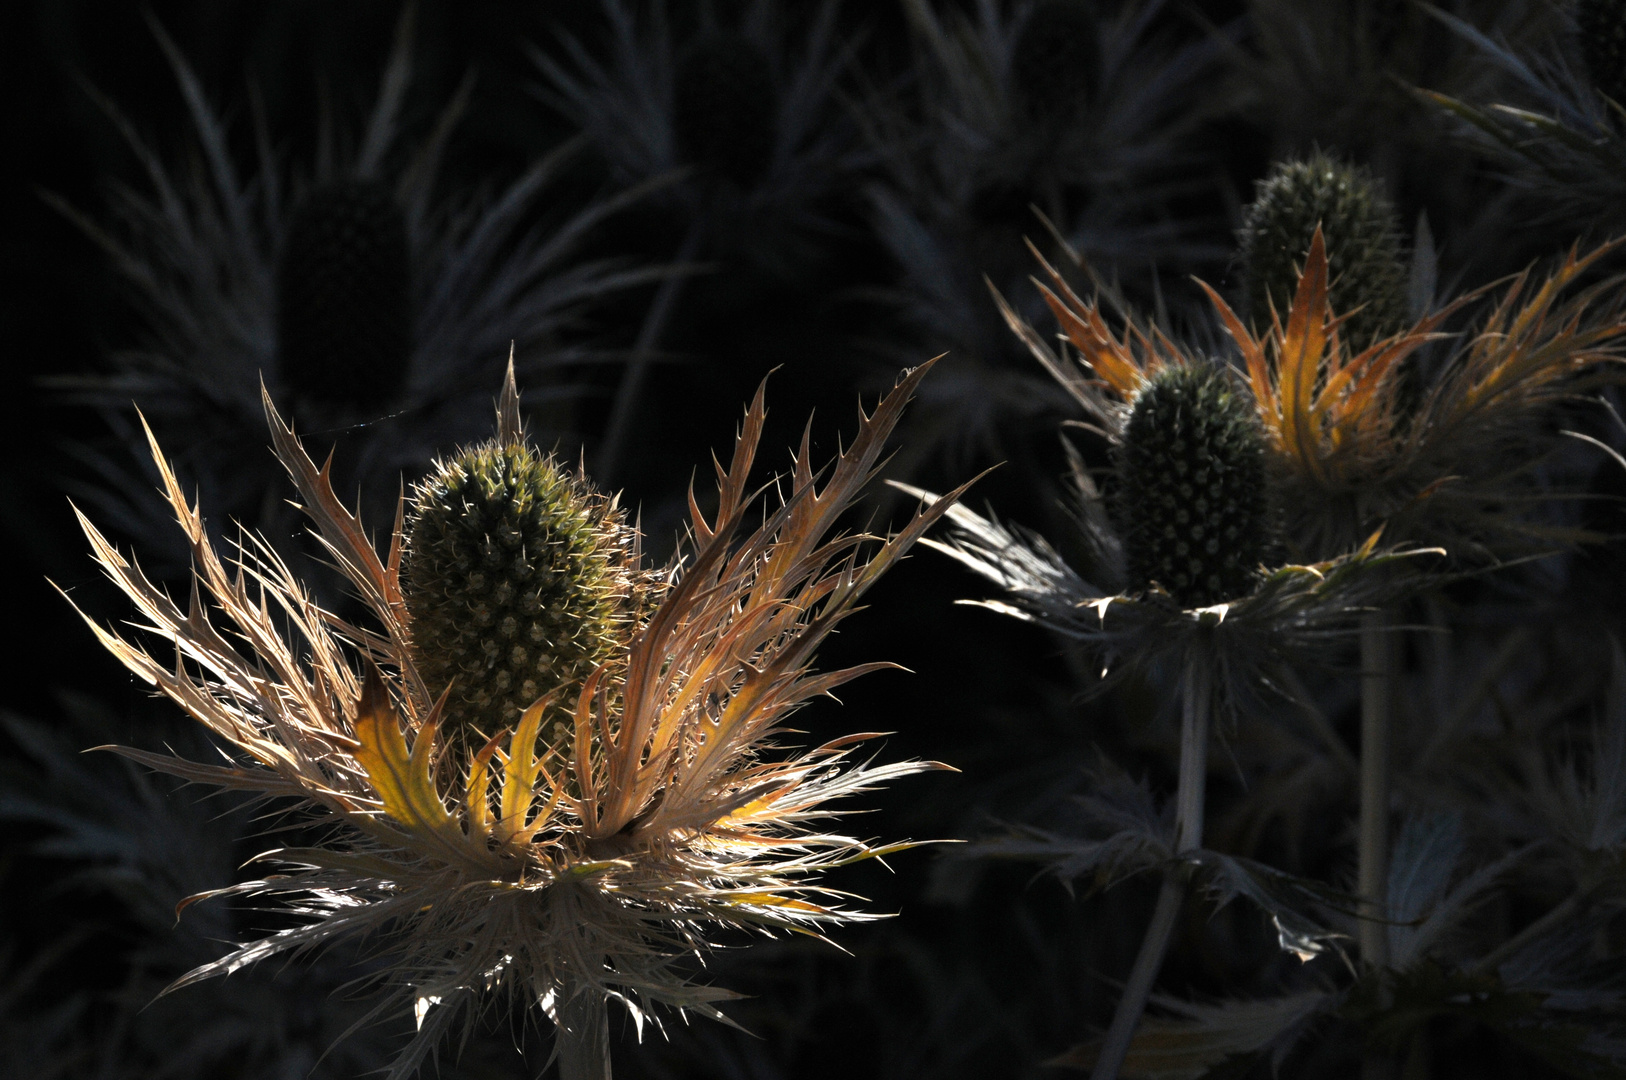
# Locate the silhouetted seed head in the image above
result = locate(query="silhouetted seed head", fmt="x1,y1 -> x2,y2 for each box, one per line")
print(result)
673,31 -> 779,187
1577,0 -> 1626,107
1011,0 -> 1101,123
1238,155 -> 1409,354
1116,364 -> 1271,608
403,443 -> 632,747
276,180 -> 412,412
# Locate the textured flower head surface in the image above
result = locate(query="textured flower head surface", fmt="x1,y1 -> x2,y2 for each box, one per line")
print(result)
49,12 -> 662,570
68,361 -> 966,1078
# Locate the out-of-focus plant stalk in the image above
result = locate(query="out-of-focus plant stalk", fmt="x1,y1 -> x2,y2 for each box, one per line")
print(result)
557,983 -> 611,1080
1359,608 -> 1393,1080
1091,655 -> 1211,1080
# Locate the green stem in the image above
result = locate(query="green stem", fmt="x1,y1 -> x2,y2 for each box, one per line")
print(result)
1090,657 -> 1210,1080
556,983 -> 611,1080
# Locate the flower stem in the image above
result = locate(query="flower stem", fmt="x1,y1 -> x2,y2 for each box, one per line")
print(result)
1090,656 -> 1210,1080
1358,608 -> 1394,1080
556,985 -> 611,1080
1358,608 -> 1392,972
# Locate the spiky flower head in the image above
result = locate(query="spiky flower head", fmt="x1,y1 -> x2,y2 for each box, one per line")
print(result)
1011,0 -> 1101,124
672,30 -> 779,187
1239,154 -> 1409,354
68,362 -> 965,1077
1117,364 -> 1271,607
276,180 -> 412,412
403,433 -> 641,751
1578,0 -> 1626,106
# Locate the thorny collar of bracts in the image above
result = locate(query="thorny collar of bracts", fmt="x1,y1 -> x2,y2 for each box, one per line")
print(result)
66,359 -> 971,1077
996,226 -> 1626,560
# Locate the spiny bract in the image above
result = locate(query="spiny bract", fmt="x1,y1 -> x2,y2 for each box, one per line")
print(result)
403,441 -> 633,745
1577,0 -> 1626,107
673,30 -> 779,187
1011,0 -> 1101,123
1238,154 -> 1408,354
276,179 -> 412,411
1116,364 -> 1271,608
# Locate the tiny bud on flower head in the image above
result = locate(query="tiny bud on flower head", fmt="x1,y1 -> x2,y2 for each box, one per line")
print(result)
1577,0 -> 1626,107
403,440 -> 635,747
1011,0 -> 1101,124
1238,154 -> 1408,354
673,31 -> 779,188
276,179 -> 412,412
1116,364 -> 1272,608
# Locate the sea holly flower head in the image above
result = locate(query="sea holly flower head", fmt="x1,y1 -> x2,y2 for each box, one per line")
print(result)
68,361 -> 965,1077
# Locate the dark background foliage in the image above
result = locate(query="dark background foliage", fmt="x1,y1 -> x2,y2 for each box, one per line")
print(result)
3,1 -> 1621,1078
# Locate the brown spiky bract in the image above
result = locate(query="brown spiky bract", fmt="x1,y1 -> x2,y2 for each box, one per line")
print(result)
66,361 -> 968,1080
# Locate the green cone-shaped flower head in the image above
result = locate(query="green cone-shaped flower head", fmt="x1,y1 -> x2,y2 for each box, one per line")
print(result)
403,438 -> 636,746
673,31 -> 779,188
1577,0 -> 1626,106
277,179 -> 412,411
1011,0 -> 1101,123
1238,154 -> 1408,354
1116,364 -> 1271,608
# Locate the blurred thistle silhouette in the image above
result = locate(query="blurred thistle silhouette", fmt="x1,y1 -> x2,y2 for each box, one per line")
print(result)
859,0 -> 1225,474
66,361 -> 968,1079
46,11 -> 662,577
1237,154 -> 1411,355
534,0 -> 860,483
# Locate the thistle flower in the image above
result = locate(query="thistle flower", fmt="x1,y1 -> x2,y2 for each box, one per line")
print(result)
49,13 -> 660,569
1237,154 -> 1411,354
68,362 -> 966,1078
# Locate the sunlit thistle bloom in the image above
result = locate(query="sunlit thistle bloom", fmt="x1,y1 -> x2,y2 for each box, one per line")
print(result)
50,14 -> 659,568
68,362 -> 965,1077
860,0 -> 1223,468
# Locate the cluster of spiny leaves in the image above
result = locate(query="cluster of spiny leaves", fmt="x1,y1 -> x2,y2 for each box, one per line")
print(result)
1238,154 -> 1409,352
404,441 -> 636,744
